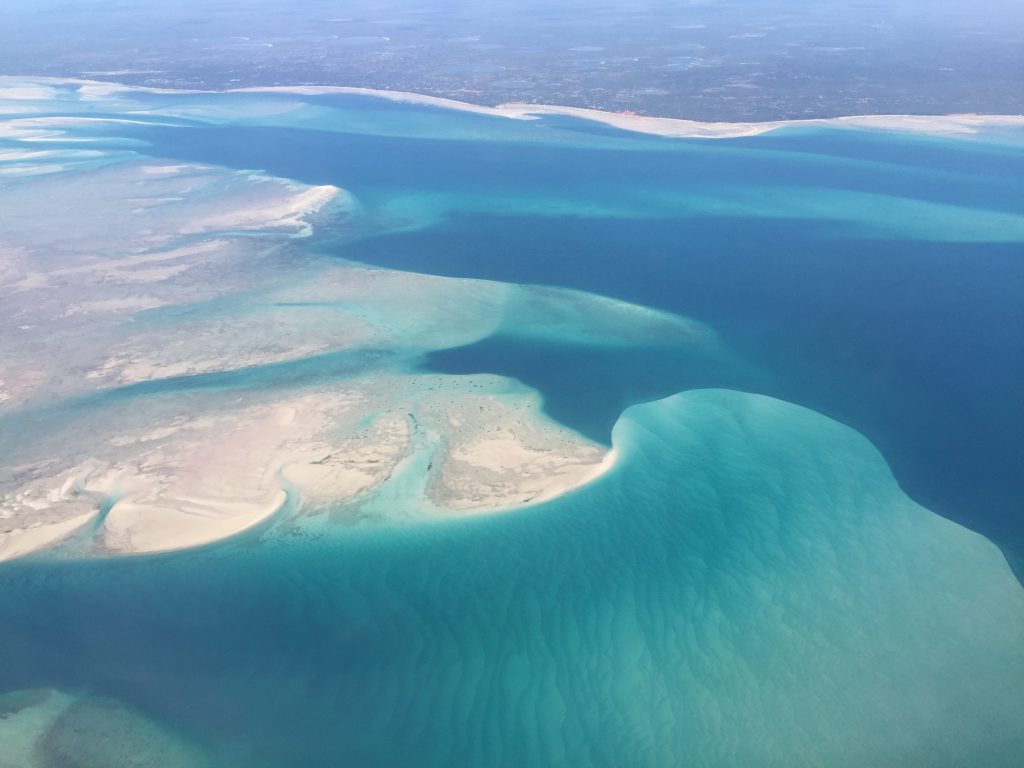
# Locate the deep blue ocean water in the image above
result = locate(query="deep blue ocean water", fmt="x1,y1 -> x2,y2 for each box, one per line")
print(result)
2,94 -> 1023,765
121,108 -> 1024,573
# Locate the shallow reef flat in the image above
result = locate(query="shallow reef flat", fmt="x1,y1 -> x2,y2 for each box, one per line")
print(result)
4,83 -> 720,558
0,688 -> 212,768
0,78 -> 1022,765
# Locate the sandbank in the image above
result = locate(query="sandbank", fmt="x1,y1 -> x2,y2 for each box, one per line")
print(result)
61,296 -> 166,316
0,85 -> 60,100
0,510 -> 98,563
418,386 -> 612,512
0,390 -> 418,559
183,183 -> 344,236
228,83 -> 1024,139
3,76 -> 1023,142
232,84 -> 515,118
102,490 -> 287,554
497,103 -> 1024,138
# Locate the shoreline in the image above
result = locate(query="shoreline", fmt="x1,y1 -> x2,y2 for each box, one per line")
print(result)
228,85 -> 1024,139
2,76 -> 1023,140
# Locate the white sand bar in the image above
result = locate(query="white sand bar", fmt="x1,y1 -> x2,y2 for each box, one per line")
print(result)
2,76 -> 1023,140
0,510 -> 98,563
231,84 -> 1024,138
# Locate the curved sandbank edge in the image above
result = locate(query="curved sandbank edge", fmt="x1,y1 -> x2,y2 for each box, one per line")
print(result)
3,76 -> 1023,140
435,444 -> 621,518
230,85 -> 1024,138
0,511 -> 98,564
100,488 -> 288,557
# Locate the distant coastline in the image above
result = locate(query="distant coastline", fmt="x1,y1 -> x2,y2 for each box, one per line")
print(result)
4,76 -> 1024,140
237,84 -> 1024,139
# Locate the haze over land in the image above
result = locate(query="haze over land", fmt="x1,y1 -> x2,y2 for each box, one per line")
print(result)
2,0 -> 1023,120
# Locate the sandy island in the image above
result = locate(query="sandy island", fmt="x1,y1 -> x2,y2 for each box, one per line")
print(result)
0,379 -> 617,561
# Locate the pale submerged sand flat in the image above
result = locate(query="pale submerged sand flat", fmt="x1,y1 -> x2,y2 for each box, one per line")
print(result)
231,84 -> 512,119
0,161 -> 342,263
16,240 -> 230,292
0,149 -> 64,163
75,81 -> 202,98
40,696 -> 214,768
140,164 -> 194,176
0,688 -> 213,768
0,160 -> 360,408
503,284 -> 719,348
61,296 -> 167,316
0,165 -> 67,177
84,307 -> 377,386
0,688 -> 77,768
182,183 -> 347,237
0,85 -> 60,101
82,264 -> 509,388
5,76 -> 1024,142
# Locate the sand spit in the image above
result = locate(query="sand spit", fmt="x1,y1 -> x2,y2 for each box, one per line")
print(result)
497,103 -> 1024,138
0,390 -> 419,559
233,84 -> 515,118
231,84 -> 1024,139
4,76 -> 1021,141
0,85 -> 61,100
183,183 -> 345,237
102,491 -> 287,555
0,509 -> 98,563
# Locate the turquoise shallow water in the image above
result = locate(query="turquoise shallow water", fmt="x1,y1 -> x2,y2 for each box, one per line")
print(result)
2,391 -> 1023,766
1,88 -> 1024,764
114,102 -> 1024,571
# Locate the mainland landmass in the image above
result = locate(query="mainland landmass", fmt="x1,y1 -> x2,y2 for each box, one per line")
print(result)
3,0 -> 1022,122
